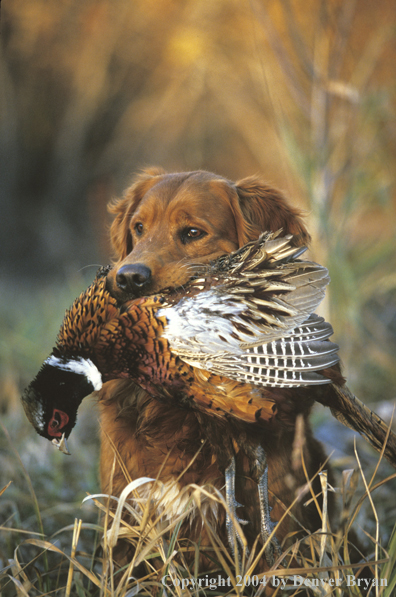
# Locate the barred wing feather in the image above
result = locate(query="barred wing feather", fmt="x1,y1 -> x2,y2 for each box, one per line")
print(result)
166,314 -> 339,388
159,240 -> 339,388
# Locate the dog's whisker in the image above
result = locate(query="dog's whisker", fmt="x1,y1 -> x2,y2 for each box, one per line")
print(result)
78,264 -> 104,272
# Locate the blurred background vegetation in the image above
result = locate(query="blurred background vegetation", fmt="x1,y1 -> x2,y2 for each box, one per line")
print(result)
1,0 -> 396,593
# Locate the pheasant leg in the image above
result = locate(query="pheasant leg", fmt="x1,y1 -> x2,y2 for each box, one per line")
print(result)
257,454 -> 282,565
225,457 -> 247,559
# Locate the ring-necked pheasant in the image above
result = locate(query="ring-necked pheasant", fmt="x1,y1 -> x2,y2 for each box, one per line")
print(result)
22,232 -> 396,563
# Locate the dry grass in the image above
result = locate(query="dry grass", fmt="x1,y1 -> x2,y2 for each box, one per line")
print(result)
1,400 -> 396,597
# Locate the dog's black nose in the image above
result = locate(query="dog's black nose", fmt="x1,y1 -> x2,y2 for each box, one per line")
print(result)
116,264 -> 152,293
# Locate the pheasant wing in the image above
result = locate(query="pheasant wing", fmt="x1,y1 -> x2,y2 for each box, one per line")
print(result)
204,315 -> 339,387
159,233 -> 336,387
163,312 -> 339,388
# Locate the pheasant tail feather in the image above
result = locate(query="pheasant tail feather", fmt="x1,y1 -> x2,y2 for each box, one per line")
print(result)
326,384 -> 396,466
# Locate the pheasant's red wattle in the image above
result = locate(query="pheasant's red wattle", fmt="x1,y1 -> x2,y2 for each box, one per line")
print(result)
48,409 -> 70,437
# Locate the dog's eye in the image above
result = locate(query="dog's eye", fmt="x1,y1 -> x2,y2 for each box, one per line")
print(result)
187,228 -> 203,238
180,227 -> 206,244
134,223 -> 144,235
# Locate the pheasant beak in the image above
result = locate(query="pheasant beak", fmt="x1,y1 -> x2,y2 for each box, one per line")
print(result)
52,433 -> 71,455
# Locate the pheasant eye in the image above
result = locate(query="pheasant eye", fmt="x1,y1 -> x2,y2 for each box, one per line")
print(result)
48,409 -> 70,438
50,412 -> 61,429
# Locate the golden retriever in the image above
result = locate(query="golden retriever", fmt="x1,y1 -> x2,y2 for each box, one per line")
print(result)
100,167 -> 331,582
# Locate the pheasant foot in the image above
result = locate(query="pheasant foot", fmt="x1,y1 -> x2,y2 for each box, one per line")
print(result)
257,458 -> 282,566
225,457 -> 247,561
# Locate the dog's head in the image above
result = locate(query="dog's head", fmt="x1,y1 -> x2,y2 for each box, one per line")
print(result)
107,167 -> 310,301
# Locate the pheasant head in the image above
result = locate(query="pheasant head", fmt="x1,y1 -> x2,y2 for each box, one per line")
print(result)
22,356 -> 102,452
21,268 -> 115,451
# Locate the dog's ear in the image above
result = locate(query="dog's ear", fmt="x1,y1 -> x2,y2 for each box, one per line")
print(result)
233,176 -> 311,247
108,167 -> 166,259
